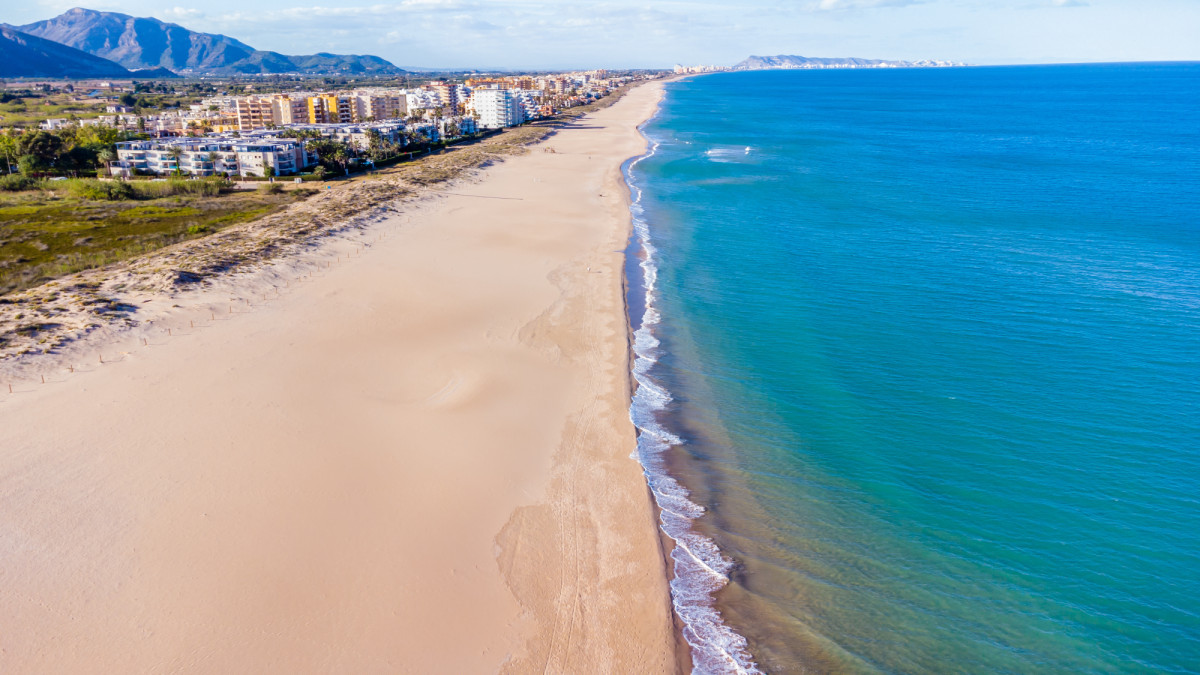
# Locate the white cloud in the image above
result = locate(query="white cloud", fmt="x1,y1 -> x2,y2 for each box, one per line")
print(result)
159,7 -> 204,19
815,0 -> 923,10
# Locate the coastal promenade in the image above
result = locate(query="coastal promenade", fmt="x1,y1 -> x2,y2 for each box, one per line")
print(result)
0,82 -> 676,673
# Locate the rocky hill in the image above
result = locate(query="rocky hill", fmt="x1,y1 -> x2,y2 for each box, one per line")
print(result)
18,8 -> 406,76
0,24 -> 136,78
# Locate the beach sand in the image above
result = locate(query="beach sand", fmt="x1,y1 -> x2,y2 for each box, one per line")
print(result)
0,82 -> 675,673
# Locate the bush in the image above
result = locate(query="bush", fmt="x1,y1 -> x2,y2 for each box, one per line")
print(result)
257,182 -> 283,195
64,178 -> 134,201
0,174 -> 37,192
130,181 -> 174,199
130,176 -> 229,199
108,180 -> 135,200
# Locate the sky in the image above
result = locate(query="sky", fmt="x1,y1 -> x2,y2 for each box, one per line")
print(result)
8,0 -> 1200,70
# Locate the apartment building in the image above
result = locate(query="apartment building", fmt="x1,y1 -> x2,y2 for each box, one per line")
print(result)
235,97 -> 275,131
426,81 -> 460,112
403,90 -> 441,115
468,88 -> 527,129
353,92 -> 405,121
113,138 -> 311,178
273,95 -> 310,126
308,95 -> 355,124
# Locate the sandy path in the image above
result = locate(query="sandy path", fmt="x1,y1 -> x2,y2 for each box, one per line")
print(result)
0,82 -> 674,673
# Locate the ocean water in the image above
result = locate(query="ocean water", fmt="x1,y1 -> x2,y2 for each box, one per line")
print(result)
625,64 -> 1200,674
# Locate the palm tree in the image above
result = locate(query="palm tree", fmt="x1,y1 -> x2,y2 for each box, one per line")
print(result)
331,146 -> 349,176
206,151 -> 220,175
167,146 -> 183,175
97,148 -> 115,177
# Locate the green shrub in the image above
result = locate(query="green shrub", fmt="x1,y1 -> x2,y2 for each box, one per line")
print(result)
0,174 -> 37,192
130,181 -> 174,199
63,178 -> 134,201
257,182 -> 283,195
130,176 -> 228,199
107,180 -> 134,200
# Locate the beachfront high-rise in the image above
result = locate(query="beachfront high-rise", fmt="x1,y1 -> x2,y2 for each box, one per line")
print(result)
469,88 -> 527,129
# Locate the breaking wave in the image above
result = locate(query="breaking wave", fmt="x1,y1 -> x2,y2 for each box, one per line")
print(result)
624,130 -> 761,674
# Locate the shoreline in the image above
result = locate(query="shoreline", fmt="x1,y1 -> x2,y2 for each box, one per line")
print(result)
618,87 -> 698,673
622,81 -> 762,673
0,81 -> 678,672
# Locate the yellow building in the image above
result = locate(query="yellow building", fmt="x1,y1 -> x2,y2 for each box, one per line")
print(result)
308,95 -> 355,124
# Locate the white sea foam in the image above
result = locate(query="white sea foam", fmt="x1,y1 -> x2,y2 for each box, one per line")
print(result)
704,146 -> 756,163
625,132 -> 762,675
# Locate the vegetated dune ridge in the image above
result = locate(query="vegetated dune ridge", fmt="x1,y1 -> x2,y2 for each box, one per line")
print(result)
0,81 -> 680,673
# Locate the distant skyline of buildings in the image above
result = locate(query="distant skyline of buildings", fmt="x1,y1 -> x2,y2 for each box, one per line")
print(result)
103,71 -> 643,179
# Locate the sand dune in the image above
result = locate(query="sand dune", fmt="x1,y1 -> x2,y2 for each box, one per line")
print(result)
0,82 -> 675,673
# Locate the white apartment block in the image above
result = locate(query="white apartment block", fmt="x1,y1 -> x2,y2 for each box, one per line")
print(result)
468,88 -> 527,129
113,138 -> 311,178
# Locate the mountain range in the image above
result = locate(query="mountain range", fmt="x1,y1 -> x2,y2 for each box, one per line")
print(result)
0,24 -> 143,79
735,54 -> 965,70
11,7 -> 405,77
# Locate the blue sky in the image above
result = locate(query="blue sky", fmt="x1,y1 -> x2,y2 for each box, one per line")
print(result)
10,0 -> 1200,69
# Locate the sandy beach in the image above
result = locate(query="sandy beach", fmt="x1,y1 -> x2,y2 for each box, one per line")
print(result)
0,81 -> 676,673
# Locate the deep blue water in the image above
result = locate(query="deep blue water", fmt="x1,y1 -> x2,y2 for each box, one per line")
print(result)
626,64 -> 1200,674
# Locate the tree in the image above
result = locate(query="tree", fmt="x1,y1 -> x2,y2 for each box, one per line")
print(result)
264,164 -> 275,179
331,146 -> 349,175
207,151 -> 220,173
167,146 -> 183,175
0,133 -> 17,174
97,148 -> 115,176
365,129 -> 383,159
18,131 -> 65,170
18,155 -> 39,177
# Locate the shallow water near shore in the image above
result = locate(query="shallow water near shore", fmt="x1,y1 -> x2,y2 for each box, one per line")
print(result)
627,64 -> 1200,673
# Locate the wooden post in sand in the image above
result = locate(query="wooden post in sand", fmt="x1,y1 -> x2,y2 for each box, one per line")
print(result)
41,375 -> 45,384
99,353 -> 103,364
168,328 -> 172,337
8,383 -> 12,393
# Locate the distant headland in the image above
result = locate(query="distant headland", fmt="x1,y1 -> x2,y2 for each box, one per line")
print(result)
675,54 -> 966,74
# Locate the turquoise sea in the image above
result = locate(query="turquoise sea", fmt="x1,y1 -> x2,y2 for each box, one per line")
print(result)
625,64 -> 1200,674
